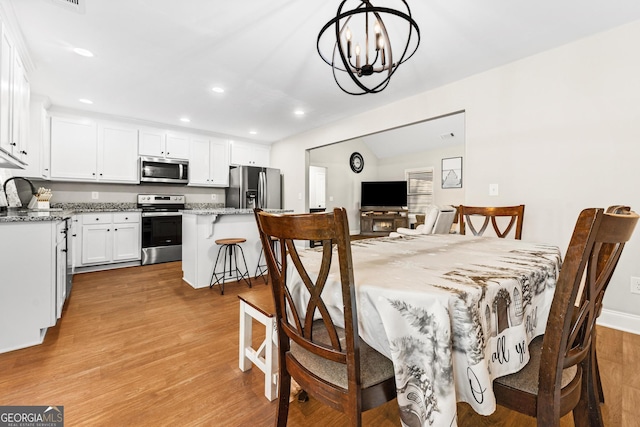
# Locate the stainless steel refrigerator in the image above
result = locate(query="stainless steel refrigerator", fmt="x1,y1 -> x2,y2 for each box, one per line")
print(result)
226,165 -> 282,209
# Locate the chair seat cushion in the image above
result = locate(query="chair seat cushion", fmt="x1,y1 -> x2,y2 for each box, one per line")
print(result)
494,335 -> 577,394
289,321 -> 395,390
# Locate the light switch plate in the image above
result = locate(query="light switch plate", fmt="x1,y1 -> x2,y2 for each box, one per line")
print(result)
91,191 -> 99,200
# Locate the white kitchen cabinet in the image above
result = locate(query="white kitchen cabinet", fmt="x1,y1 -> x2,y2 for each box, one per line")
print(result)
0,220 -> 61,353
0,22 -> 30,167
50,116 -> 139,183
50,116 -> 98,180
11,52 -> 29,163
98,122 -> 139,182
112,213 -> 140,261
230,140 -> 270,167
139,129 -> 189,159
188,136 -> 229,187
78,212 -> 141,267
0,25 -> 11,156
14,96 -> 49,179
82,222 -> 111,264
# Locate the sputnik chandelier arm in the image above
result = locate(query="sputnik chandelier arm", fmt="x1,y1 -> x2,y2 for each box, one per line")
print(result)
317,0 -> 420,95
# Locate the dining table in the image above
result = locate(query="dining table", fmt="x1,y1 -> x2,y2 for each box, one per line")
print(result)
286,233 -> 562,427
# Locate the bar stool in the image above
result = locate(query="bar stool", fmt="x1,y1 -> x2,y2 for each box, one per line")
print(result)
255,236 -> 280,284
210,238 -> 252,295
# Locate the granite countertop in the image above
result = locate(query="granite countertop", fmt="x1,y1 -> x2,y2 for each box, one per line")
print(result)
0,208 -> 75,222
182,208 -> 293,215
0,203 -> 140,223
0,202 -> 292,222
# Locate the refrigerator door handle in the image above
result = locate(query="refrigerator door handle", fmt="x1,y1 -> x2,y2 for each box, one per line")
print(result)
258,171 -> 266,209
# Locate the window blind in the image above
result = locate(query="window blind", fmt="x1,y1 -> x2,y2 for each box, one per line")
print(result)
406,168 -> 433,215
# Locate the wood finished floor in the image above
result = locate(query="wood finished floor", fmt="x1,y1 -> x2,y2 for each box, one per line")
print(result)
0,261 -> 635,426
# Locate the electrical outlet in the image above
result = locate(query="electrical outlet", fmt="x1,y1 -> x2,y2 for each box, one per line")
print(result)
211,194 -> 217,201
489,184 -> 499,196
631,277 -> 640,294
91,192 -> 99,200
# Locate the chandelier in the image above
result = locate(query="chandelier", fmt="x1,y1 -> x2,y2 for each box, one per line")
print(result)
317,0 -> 420,95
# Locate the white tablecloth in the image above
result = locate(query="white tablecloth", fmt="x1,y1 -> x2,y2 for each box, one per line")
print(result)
287,234 -> 561,427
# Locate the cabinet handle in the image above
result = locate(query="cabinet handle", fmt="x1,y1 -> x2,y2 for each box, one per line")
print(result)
61,249 -> 67,253
9,142 -> 16,146
125,217 -> 128,220
107,229 -> 111,232
99,173 -> 103,176
96,218 -> 99,221
20,150 -> 27,155
92,172 -> 96,176
44,168 -> 49,171
72,234 -> 77,237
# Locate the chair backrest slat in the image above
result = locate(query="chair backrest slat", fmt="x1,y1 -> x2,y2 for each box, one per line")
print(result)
459,205 -> 525,239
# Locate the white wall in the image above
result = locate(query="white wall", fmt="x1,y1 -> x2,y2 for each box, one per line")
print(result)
270,21 -> 640,326
309,138 -> 378,233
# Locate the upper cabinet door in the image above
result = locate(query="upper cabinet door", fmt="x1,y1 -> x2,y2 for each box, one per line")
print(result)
11,53 -> 29,163
139,130 -> 188,159
0,26 -> 13,155
98,123 -> 139,183
188,137 -> 211,185
209,138 -> 229,186
230,141 -> 269,167
50,117 -> 98,180
139,129 -> 165,157
165,133 -> 189,159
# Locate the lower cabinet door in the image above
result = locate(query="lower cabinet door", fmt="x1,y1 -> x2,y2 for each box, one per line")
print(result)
82,224 -> 112,264
112,222 -> 140,261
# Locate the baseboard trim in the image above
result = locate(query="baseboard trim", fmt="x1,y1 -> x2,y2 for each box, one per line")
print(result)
597,308 -> 640,335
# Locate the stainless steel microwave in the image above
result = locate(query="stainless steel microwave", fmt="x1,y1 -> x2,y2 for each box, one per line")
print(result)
140,157 -> 189,184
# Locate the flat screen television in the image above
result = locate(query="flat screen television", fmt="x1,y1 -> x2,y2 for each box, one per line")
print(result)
361,181 -> 407,209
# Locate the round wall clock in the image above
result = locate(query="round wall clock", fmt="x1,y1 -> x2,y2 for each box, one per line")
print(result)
350,152 -> 364,173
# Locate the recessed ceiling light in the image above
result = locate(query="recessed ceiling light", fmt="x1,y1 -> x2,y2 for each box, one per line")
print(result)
249,130 -> 257,135
211,87 -> 225,93
180,117 -> 191,123
73,48 -> 94,57
79,98 -> 93,104
294,110 -> 305,116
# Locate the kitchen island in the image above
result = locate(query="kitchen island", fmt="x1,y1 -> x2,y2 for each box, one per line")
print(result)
181,208 -> 292,289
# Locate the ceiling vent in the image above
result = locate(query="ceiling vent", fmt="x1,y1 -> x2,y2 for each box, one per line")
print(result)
48,0 -> 86,14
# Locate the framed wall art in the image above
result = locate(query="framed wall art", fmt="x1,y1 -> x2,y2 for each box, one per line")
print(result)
441,156 -> 462,189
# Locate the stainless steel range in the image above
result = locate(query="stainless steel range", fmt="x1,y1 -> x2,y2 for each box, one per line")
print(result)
137,194 -> 185,265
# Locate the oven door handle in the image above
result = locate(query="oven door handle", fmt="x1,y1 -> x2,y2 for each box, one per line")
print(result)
142,212 -> 183,217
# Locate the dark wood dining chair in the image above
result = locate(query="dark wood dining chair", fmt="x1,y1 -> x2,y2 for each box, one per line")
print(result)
459,205 -> 525,239
254,208 -> 397,427
492,207 -> 638,427
590,205 -> 632,405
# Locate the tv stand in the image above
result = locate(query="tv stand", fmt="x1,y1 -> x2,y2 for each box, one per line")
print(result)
360,208 -> 408,236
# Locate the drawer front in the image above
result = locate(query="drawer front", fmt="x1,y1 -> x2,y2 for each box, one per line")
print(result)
113,212 -> 140,224
81,213 -> 113,224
